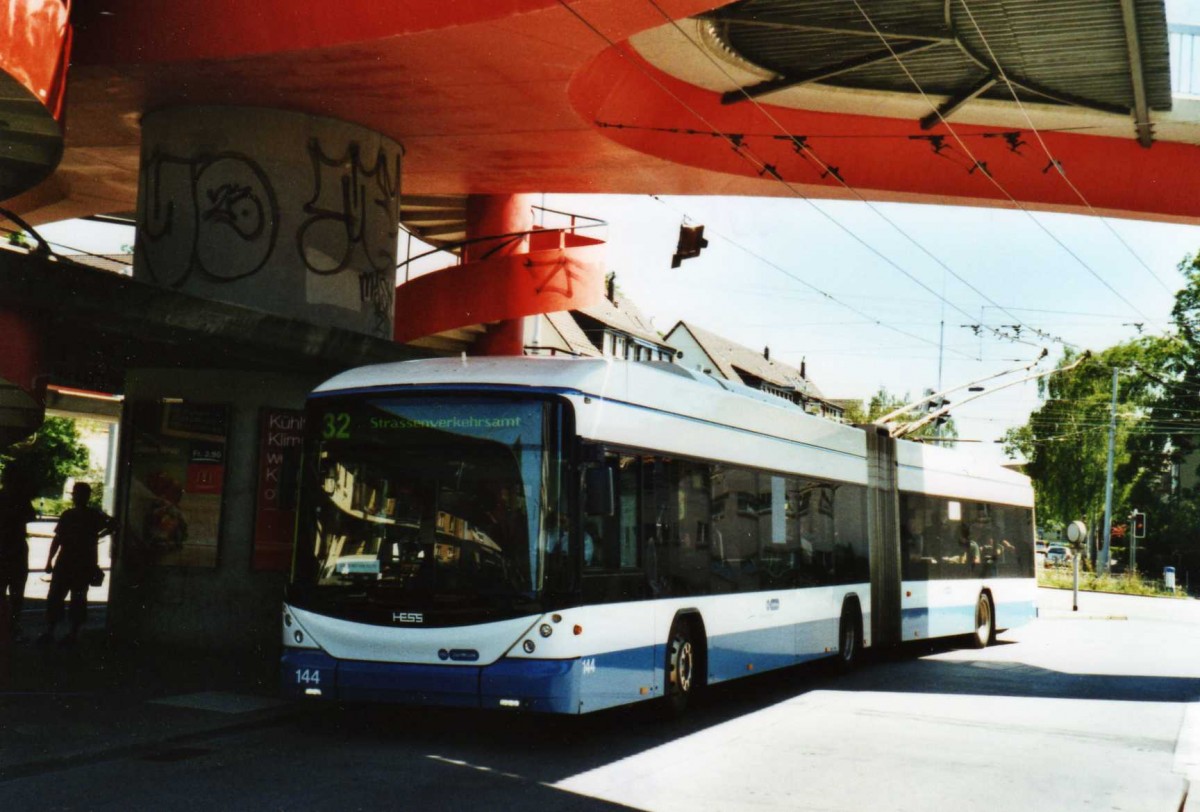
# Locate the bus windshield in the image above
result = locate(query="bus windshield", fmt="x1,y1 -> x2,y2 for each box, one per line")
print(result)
288,396 -> 566,626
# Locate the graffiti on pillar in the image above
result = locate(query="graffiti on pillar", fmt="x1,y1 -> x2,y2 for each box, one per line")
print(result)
359,270 -> 395,336
297,138 -> 400,274
138,149 -> 280,287
297,138 -> 400,336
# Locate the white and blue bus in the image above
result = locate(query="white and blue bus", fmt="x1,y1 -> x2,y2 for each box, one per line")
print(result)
282,357 -> 1036,714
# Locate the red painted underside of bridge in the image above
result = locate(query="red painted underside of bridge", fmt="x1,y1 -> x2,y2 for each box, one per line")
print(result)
45,0 -> 1200,225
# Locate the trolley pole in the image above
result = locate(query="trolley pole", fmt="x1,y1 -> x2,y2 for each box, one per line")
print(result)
1100,368 -> 1118,573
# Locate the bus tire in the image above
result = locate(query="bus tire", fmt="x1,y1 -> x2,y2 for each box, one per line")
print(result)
837,599 -> 863,671
663,618 -> 698,718
972,592 -> 994,649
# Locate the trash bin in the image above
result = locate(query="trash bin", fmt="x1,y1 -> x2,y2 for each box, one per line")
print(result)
1164,566 -> 1176,591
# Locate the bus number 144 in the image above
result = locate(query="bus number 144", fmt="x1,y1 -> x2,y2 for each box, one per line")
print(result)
295,669 -> 322,685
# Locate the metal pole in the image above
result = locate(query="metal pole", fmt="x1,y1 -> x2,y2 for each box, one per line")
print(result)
1072,551 -> 1080,611
1130,515 -> 1137,573
1100,368 -> 1118,573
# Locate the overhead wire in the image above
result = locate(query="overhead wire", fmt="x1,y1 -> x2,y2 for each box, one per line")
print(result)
955,0 -> 1178,297
560,0 -> 1041,358
646,195 -> 973,356
848,0 -> 1154,323
554,2 -> 968,355
641,0 -> 1052,353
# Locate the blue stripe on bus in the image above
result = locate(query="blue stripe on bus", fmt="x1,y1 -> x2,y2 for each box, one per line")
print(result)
901,599 -> 1036,639
282,648 -> 587,713
707,616 -> 840,683
284,599 -> 1035,710
481,657 -> 580,714
283,615 -> 849,711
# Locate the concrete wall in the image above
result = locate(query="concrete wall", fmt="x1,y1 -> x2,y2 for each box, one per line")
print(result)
110,368 -> 326,656
134,106 -> 402,339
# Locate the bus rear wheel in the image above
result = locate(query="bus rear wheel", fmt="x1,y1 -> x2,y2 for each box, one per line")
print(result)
663,620 -> 697,717
972,593 -> 994,649
837,602 -> 863,671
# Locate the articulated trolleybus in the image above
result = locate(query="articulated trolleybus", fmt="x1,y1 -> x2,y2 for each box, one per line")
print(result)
283,357 -> 1036,714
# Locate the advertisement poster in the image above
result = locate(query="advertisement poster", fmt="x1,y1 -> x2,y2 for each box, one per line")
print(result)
253,408 -> 305,571
126,401 -> 229,568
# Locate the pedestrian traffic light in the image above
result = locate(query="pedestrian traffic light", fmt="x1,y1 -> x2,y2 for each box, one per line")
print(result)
1131,511 -> 1146,539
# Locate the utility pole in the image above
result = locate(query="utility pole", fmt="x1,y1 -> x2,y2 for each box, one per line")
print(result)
1100,368 -> 1118,572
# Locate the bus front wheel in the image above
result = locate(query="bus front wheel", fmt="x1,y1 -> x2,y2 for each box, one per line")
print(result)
663,620 -> 697,717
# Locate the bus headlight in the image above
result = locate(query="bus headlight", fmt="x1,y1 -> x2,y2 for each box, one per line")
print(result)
539,624 -> 553,638
523,639 -> 536,653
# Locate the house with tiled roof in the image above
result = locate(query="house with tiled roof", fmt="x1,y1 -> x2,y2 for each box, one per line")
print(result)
663,321 -> 843,420
529,277 -> 676,362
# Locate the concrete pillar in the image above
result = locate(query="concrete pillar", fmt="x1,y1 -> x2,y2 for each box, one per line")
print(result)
110,369 -> 326,655
0,308 -> 45,449
134,106 -> 403,339
115,106 -> 405,658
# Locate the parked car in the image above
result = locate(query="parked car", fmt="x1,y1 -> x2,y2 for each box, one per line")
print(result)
1046,544 -> 1071,566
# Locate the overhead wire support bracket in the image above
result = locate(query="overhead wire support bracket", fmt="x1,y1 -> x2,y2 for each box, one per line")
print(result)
874,348 -> 1048,427
890,350 -> 1091,439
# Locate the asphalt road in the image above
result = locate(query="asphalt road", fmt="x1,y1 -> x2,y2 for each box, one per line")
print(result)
3,588 -> 1198,811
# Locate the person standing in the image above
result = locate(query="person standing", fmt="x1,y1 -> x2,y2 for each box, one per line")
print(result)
39,483 -> 117,646
0,464 -> 36,641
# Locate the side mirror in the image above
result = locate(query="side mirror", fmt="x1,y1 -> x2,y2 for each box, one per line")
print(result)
584,467 -> 614,517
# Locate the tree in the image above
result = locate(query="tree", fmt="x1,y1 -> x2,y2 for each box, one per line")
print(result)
1002,341 -> 1168,543
1002,250 -> 1200,574
0,416 -> 90,510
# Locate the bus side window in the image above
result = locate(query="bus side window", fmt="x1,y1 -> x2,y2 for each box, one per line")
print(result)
586,455 -> 639,570
618,457 -> 639,568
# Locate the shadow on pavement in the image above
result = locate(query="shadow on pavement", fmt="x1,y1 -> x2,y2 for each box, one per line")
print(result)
282,631 -> 1200,788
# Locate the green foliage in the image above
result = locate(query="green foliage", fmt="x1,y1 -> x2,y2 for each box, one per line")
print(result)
1038,568 -> 1185,598
1002,340 -> 1169,531
0,416 -> 90,506
1006,252 -> 1200,578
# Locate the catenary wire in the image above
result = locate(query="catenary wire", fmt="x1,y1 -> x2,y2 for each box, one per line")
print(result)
849,0 -> 1154,323
642,0 -> 1053,352
559,0 -> 1038,356
955,0 -> 1177,296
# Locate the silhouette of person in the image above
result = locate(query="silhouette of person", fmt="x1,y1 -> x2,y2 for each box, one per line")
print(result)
0,463 -> 36,641
39,483 -> 117,646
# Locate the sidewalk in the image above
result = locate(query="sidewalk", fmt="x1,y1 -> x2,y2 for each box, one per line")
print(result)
0,598 -> 299,781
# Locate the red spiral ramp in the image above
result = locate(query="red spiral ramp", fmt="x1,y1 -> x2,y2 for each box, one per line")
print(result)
395,195 -> 607,353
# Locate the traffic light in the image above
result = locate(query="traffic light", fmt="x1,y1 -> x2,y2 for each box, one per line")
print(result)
1131,511 -> 1146,539
671,225 -> 709,268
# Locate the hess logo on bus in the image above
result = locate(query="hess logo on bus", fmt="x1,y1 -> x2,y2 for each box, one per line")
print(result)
392,612 -> 424,624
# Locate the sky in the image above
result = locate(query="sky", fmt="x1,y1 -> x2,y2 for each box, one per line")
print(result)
539,193 -> 1200,466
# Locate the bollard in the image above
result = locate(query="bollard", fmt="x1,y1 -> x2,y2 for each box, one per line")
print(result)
1164,566 -> 1176,592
